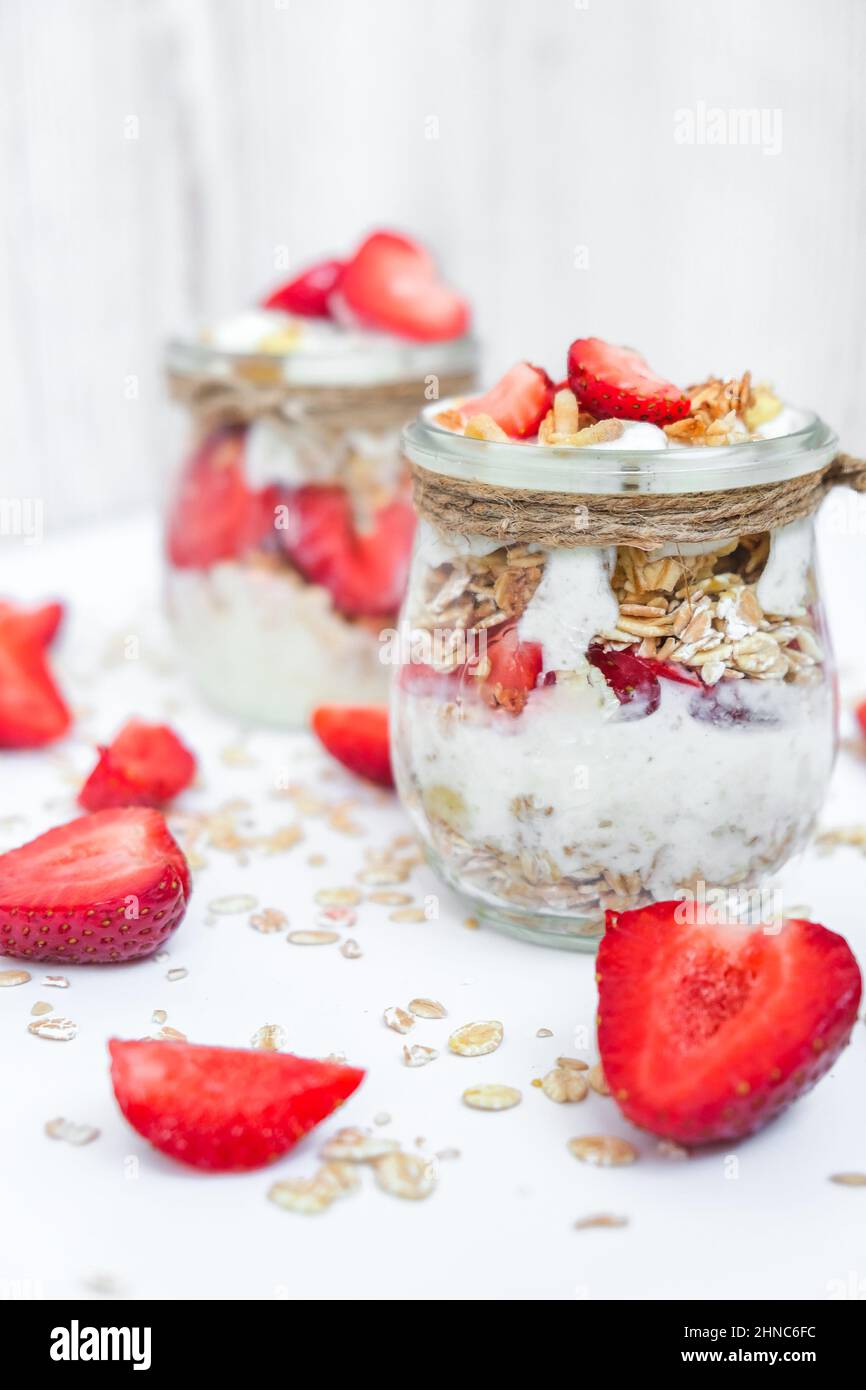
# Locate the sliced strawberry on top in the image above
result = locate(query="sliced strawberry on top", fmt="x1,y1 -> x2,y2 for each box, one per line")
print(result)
0,807 -> 190,964
166,428 -> 272,569
460,363 -> 554,439
311,705 -> 393,787
0,603 -> 71,749
597,902 -> 862,1145
281,485 -> 415,617
335,231 -> 469,342
567,338 -> 689,425
109,1039 -> 364,1172
78,720 -> 197,812
261,258 -> 345,317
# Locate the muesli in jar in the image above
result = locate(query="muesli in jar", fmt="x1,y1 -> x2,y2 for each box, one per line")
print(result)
392,340 -> 864,948
164,231 -> 476,726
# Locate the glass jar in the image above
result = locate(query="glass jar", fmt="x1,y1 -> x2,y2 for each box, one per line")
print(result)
163,335 -> 477,726
391,405 -> 840,949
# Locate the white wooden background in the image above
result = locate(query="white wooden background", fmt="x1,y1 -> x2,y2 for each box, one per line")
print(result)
2,0 -> 866,529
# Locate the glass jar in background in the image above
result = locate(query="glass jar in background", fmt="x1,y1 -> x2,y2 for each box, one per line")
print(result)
391,405 -> 841,949
164,334 -> 477,725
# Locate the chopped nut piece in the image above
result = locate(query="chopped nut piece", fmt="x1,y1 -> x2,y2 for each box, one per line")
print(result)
374,1151 -> 436,1200
384,1006 -> 414,1035
567,1135 -> 638,1167
448,1020 -> 504,1057
408,998 -> 447,1020
464,413 -> 508,442
462,1084 -> 521,1111
542,1067 -> 589,1103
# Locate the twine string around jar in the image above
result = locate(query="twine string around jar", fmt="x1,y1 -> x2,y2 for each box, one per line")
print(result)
409,450 -> 866,551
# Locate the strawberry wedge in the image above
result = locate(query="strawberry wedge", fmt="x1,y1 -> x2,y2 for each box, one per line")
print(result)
311,705 -> 393,787
0,599 -> 71,748
335,231 -> 469,342
567,338 -> 689,424
109,1039 -> 365,1171
78,720 -> 197,812
0,808 -> 191,964
597,902 -> 862,1145
460,362 -> 553,438
262,258 -> 345,317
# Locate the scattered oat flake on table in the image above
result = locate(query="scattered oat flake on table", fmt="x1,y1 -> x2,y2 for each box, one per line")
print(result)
568,1136 -> 638,1167
268,1175 -> 334,1215
436,1147 -> 461,1161
830,1172 -> 866,1186
208,893 -> 259,915
389,907 -> 427,924
307,853 -> 326,867
251,1024 -> 286,1051
574,1213 -> 629,1230
151,1009 -> 167,1025
155,1026 -> 187,1042
30,1001 -> 53,1017
288,930 -> 339,946
340,938 -> 362,959
536,1027 -> 553,1038
374,1151 -> 436,1200
0,969 -> 31,987
557,1056 -> 589,1071
42,975 -> 69,989
408,998 -> 446,1020
166,967 -> 188,982
321,1127 -> 400,1162
249,908 -> 288,934
373,1112 -> 392,1127
403,1043 -> 438,1068
463,1084 -> 521,1111
587,1063 -> 611,1096
814,825 -> 866,856
358,868 -> 409,887
220,742 -> 256,767
45,1117 -> 100,1146
368,890 -> 413,906
449,1020 -> 503,1057
657,1139 -> 690,1160
384,1006 -> 414,1034
542,1067 -> 589,1103
28,1016 -> 78,1042
315,886 -> 362,907
316,906 -> 357,929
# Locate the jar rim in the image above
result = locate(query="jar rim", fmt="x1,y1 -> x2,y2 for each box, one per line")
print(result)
165,333 -> 478,390
403,400 -> 839,496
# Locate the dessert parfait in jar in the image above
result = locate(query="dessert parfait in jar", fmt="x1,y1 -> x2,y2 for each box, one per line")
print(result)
392,343 -> 863,949
164,231 -> 476,725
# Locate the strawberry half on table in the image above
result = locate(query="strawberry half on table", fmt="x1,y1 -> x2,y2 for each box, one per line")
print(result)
166,428 -> 280,570
311,705 -> 393,787
334,231 -> 469,342
78,719 -> 196,812
109,1039 -> 365,1172
459,362 -> 554,439
597,902 -> 862,1145
0,599 -> 71,749
567,338 -> 690,425
0,807 -> 191,964
281,485 -> 415,618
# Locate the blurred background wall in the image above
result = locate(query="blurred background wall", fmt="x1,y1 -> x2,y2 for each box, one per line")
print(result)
1,0 -> 865,529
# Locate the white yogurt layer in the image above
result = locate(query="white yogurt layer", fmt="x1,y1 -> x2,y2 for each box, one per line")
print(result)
167,563 -> 389,726
756,517 -> 813,616
591,420 -> 669,450
394,674 -> 835,909
517,547 -> 618,672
